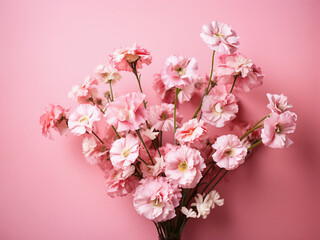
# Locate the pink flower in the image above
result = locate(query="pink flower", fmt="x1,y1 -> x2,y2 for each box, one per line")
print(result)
201,85 -> 238,128
266,93 -> 293,114
165,146 -> 206,188
261,112 -> 297,148
105,165 -> 139,198
68,76 -> 98,104
68,104 -> 101,135
212,134 -> 247,170
110,134 -> 140,169
82,136 -> 108,165
216,53 -> 264,92
109,44 -> 152,72
140,156 -> 165,178
133,177 -> 181,222
175,119 -> 207,144
40,104 -> 69,139
94,64 -> 121,84
200,21 -> 240,54
148,103 -> 182,132
104,92 -> 147,132
161,55 -> 198,89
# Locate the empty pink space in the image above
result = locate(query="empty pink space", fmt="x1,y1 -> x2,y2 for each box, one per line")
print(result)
0,0 -> 319,239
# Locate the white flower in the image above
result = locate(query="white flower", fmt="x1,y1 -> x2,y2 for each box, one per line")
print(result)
208,190 -> 224,208
191,194 -> 213,219
181,207 -> 197,218
142,127 -> 159,140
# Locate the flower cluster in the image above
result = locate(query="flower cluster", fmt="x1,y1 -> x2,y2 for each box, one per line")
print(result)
40,20 -> 297,239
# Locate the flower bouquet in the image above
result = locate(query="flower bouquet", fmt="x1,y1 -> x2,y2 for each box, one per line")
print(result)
40,20 -> 297,240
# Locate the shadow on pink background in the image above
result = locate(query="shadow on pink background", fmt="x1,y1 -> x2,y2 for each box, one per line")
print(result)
0,0 -> 319,239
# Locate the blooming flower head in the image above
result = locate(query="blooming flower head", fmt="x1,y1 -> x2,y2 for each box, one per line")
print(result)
266,93 -> 293,114
109,44 -> 152,72
105,165 -> 139,198
94,64 -> 121,84
212,134 -> 247,170
133,177 -> 182,222
181,207 -> 197,218
202,85 -> 238,128
165,145 -> 206,188
148,103 -> 182,132
140,156 -> 165,178
161,55 -> 198,89
40,104 -> 69,139
68,104 -> 101,136
261,112 -> 297,148
216,54 -> 264,92
104,92 -> 147,132
68,76 -> 98,104
175,119 -> 207,144
82,136 -> 108,165
110,134 -> 140,169
200,21 -> 240,54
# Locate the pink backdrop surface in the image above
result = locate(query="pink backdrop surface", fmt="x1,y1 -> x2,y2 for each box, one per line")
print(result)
1,0 -> 319,239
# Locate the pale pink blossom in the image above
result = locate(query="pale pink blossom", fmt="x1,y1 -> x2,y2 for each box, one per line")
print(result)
266,93 -> 293,114
161,55 -> 198,89
200,21 -> 240,54
215,53 -> 264,92
133,177 -> 182,222
181,207 -> 197,218
175,119 -> 207,144
105,165 -> 139,198
165,146 -> 206,188
148,103 -> 182,132
178,84 -> 196,103
40,104 -> 69,139
82,136 -> 108,165
140,156 -> 165,178
94,64 -> 121,84
202,85 -> 238,128
68,104 -> 101,136
68,76 -> 98,103
104,92 -> 147,132
109,44 -> 152,72
212,134 -> 247,170
141,127 -> 159,141
110,134 -> 140,169
261,112 -> 297,148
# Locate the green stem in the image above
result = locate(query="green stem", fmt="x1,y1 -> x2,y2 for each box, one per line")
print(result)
136,129 -> 154,165
192,50 -> 215,118
111,125 -> 121,139
130,61 -> 147,108
230,75 -> 238,93
109,81 -> 114,101
247,139 -> 262,151
204,170 -> 228,198
202,168 -> 223,194
240,124 -> 263,141
91,131 -> 104,144
174,88 -> 180,145
138,156 -> 148,166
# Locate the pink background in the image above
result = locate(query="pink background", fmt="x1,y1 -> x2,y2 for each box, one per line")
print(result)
1,0 -> 319,239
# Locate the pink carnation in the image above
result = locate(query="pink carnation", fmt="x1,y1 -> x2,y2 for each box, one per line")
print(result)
165,146 -> 206,188
201,85 -> 238,128
110,134 -> 140,170
82,136 -> 108,165
266,93 -> 293,114
68,76 -> 98,104
133,177 -> 182,222
200,21 -> 240,54
216,53 -> 264,92
161,55 -> 198,89
94,64 -> 121,84
104,92 -> 147,132
105,165 -> 139,198
109,44 -> 152,72
175,119 -> 207,144
68,104 -> 101,136
212,134 -> 247,170
261,112 -> 297,148
40,104 -> 69,139
148,103 -> 182,132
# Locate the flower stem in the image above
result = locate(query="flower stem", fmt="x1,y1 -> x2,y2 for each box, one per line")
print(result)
138,156 -> 148,166
136,129 -> 154,165
174,88 -> 181,145
91,131 -> 104,144
129,61 -> 147,108
204,170 -> 228,198
230,75 -> 238,93
192,50 -> 215,118
247,139 -> 262,151
109,81 -> 114,101
202,168 -> 223,194
240,124 -> 263,141
111,125 -> 121,139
